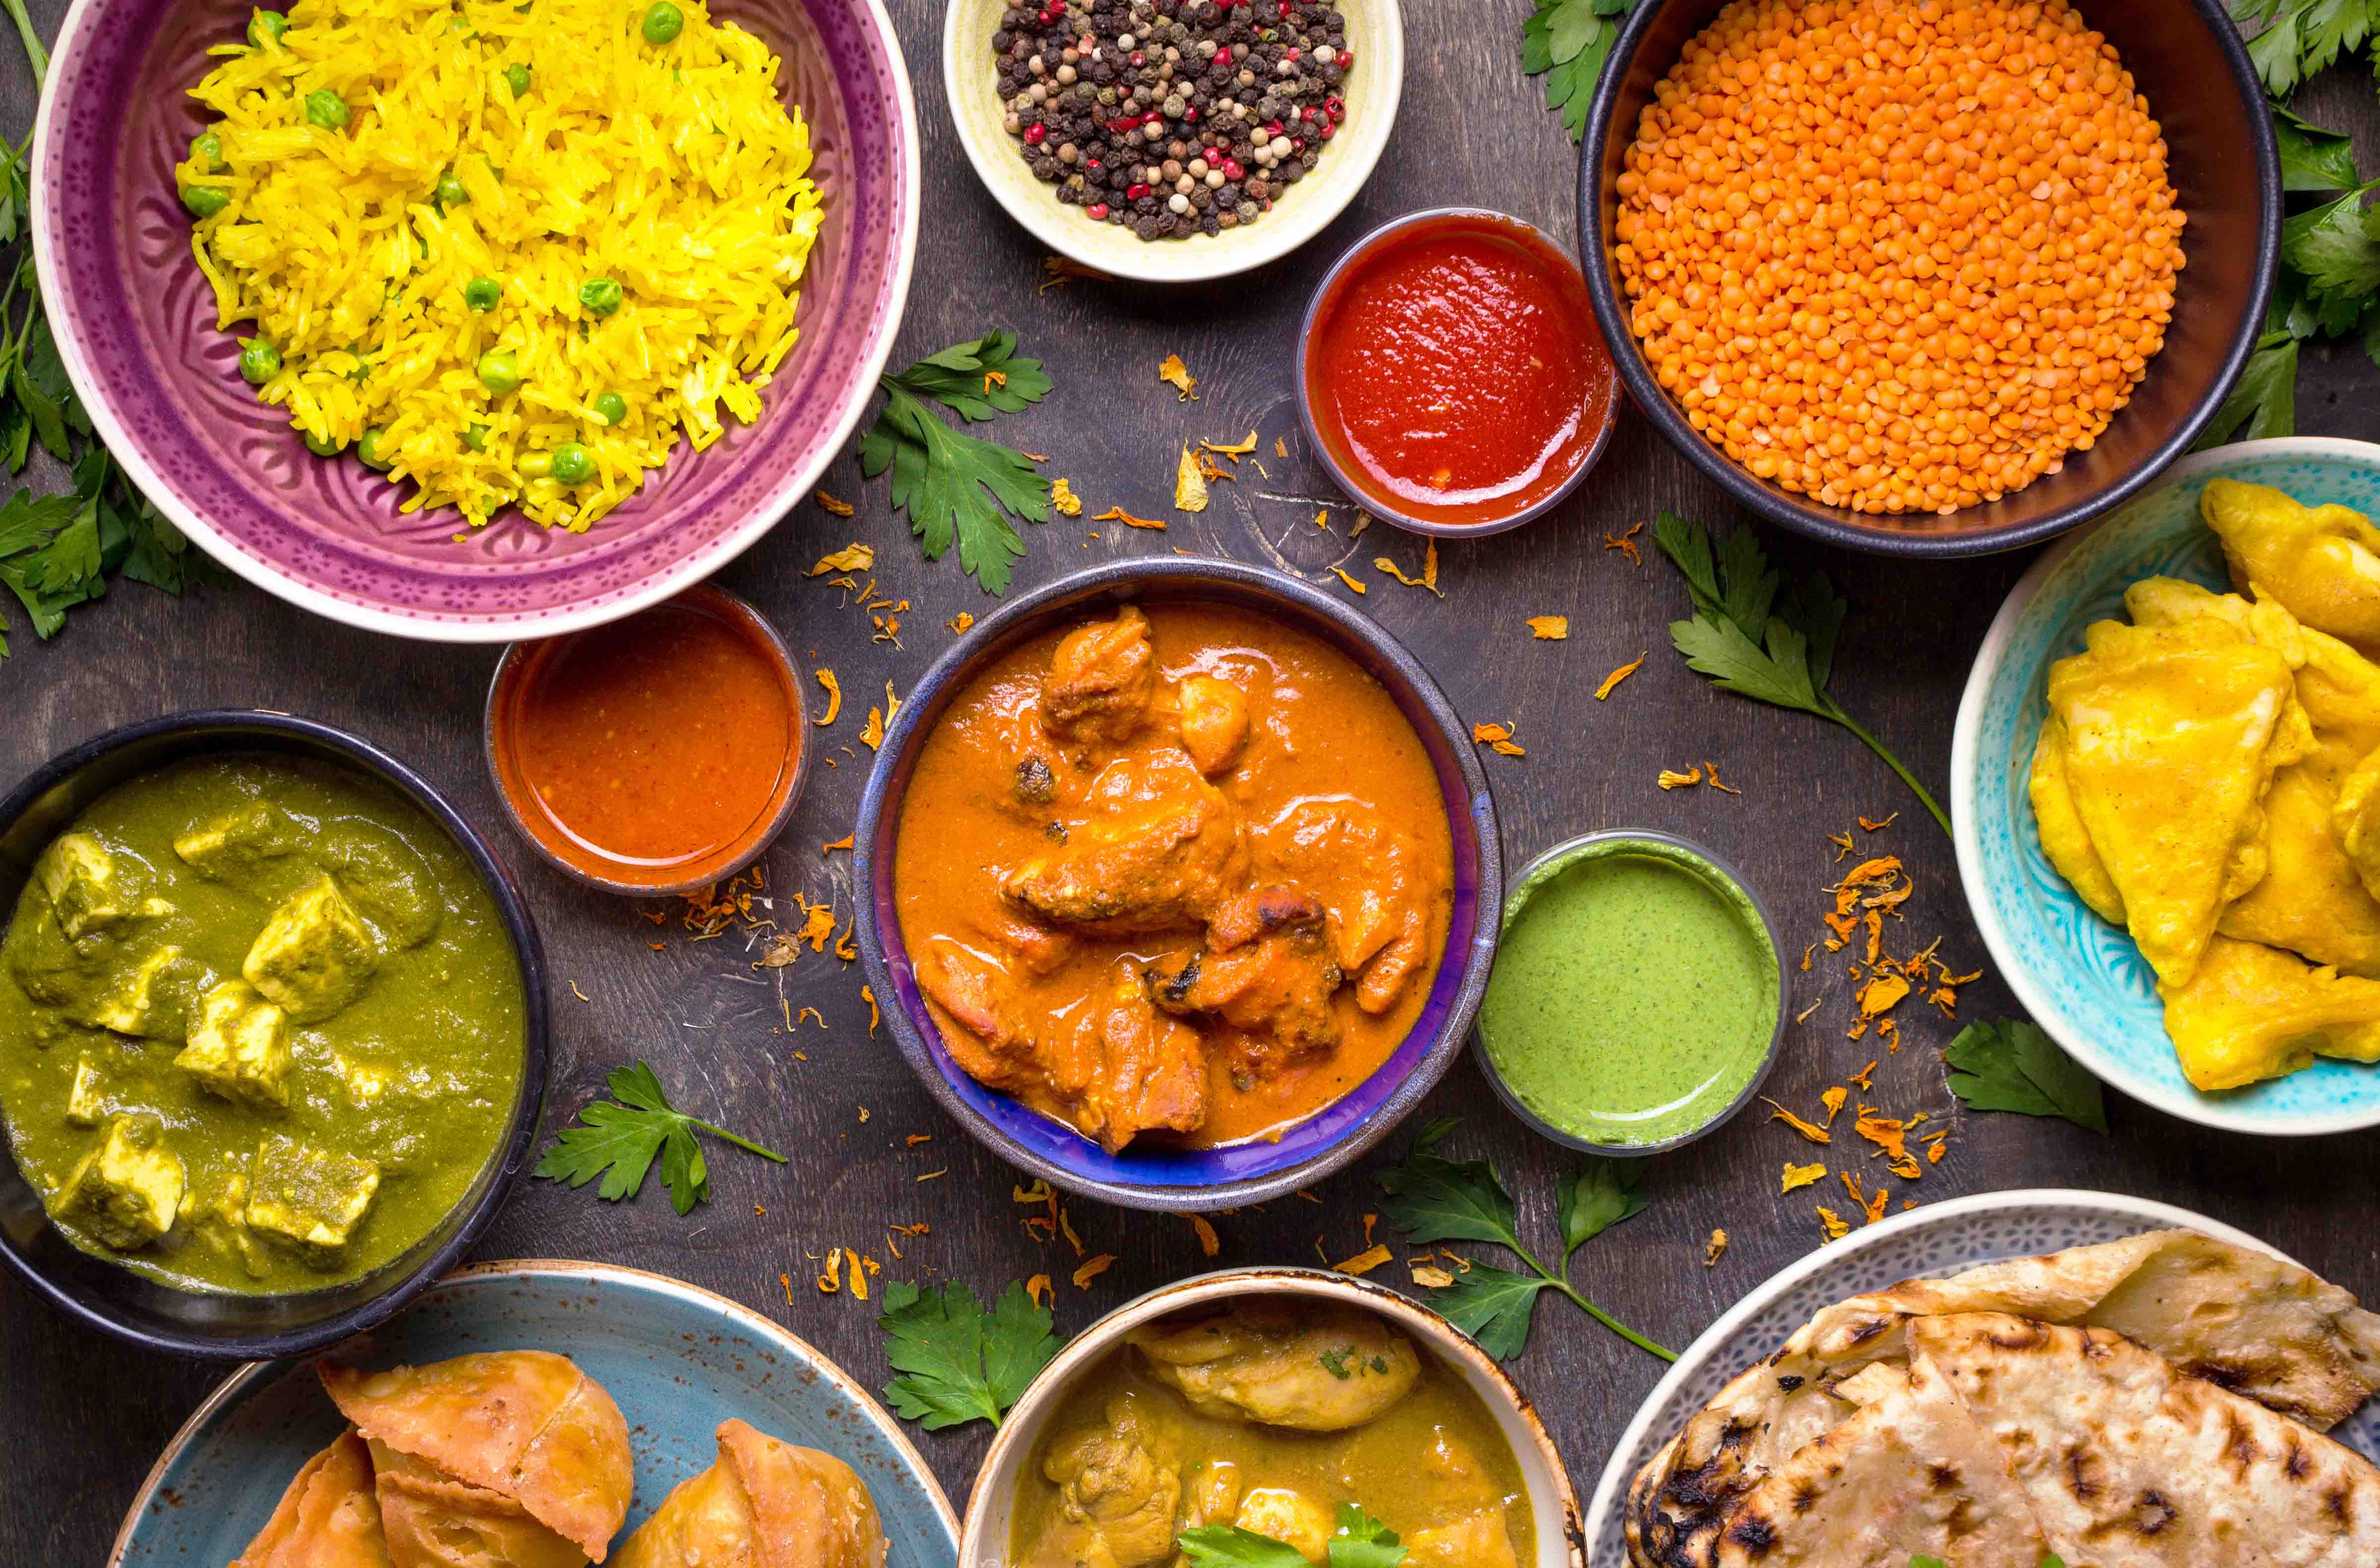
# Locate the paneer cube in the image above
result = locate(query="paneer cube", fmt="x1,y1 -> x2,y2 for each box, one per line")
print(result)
51,1114 -> 184,1251
64,1054 -> 108,1127
71,945 -> 186,1038
173,802 -> 300,889
246,1135 -> 380,1263
243,876 -> 379,1022
181,1174 -> 269,1281
35,833 -> 129,941
173,980 -> 292,1108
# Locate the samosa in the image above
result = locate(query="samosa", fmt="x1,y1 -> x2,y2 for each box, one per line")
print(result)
233,1430 -> 392,1568
612,1420 -> 885,1568
2202,478 -> 2380,654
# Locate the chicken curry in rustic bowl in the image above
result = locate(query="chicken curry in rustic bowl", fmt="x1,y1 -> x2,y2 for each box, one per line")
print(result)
854,560 -> 1499,1208
961,1269 -> 1582,1568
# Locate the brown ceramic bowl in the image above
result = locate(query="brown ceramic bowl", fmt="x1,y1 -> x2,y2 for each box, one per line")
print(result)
1578,0 -> 2280,557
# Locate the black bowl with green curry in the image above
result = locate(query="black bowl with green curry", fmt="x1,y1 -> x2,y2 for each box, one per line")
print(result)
0,712 -> 547,1356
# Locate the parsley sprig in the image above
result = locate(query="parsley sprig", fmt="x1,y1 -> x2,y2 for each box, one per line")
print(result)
877,1279 -> 1064,1430
1942,1020 -> 2108,1135
532,1061 -> 785,1215
1179,1506 -> 1406,1568
0,6 -> 221,660
1374,1120 -> 1673,1363
858,331 -> 1053,595
1654,511 -> 1950,837
1520,0 -> 1644,142
2232,0 -> 2380,96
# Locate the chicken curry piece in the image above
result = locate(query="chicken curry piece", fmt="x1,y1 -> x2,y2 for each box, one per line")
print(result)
893,603 -> 1454,1150
1012,1301 -> 1533,1568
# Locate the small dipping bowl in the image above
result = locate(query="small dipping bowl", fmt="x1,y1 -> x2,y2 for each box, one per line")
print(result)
485,583 -> 810,897
1297,208 -> 1619,537
1474,830 -> 1785,1155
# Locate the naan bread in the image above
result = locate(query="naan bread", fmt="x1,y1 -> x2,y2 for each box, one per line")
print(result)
1626,1231 -> 2380,1567
1914,1313 -> 2380,1566
322,1352 -> 633,1563
1708,1352 -> 2050,1568
233,1429 -> 393,1568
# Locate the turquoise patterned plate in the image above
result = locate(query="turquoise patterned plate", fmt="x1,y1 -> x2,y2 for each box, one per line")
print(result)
1952,437 -> 2380,1135
107,1259 -> 959,1568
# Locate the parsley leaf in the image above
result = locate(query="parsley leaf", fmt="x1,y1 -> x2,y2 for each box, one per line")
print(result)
1327,1506 -> 1407,1568
2274,104 -> 2361,192
1374,1123 -> 1671,1362
1943,1020 -> 2109,1135
1520,0 -> 1642,142
2286,180 -> 2380,301
877,1279 -> 1062,1430
2230,0 -> 2380,96
1178,1528 -> 1311,1568
1653,511 -> 1950,835
532,1061 -> 785,1215
2193,327 -> 2301,450
858,334 -> 1054,595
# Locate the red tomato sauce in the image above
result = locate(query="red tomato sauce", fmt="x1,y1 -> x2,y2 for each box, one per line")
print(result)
490,587 -> 801,888
1305,213 -> 1613,529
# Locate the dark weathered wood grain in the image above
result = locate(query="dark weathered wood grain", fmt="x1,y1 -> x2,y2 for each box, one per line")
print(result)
5,5 -> 2380,1560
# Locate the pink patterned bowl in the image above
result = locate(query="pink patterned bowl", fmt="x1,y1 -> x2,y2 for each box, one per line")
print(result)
30,0 -> 918,642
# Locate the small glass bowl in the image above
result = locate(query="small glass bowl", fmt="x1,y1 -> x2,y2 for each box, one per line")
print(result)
1472,829 -> 1788,1156
483,583 -> 811,897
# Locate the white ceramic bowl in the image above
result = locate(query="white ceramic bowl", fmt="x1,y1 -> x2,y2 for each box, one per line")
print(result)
1582,1189 -> 2380,1567
961,1267 -> 1582,1568
1951,437 -> 2380,1135
942,0 -> 1404,284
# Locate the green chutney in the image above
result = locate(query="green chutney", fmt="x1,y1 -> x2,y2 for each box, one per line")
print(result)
1477,837 -> 1778,1147
0,754 -> 526,1295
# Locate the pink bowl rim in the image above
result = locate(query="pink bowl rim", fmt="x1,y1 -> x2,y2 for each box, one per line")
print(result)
26,0 -> 924,645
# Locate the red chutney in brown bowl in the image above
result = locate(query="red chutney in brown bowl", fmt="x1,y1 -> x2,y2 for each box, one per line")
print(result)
891,601 -> 1454,1153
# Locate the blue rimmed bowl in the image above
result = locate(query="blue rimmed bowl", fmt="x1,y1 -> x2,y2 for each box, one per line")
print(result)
853,558 -> 1502,1209
1952,437 -> 2380,1136
107,1258 -> 960,1568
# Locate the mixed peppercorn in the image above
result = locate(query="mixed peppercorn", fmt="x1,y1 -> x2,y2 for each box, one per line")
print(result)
992,0 -> 1351,241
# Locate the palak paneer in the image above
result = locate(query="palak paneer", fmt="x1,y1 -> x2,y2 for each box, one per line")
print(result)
0,754 -> 526,1294
1013,1299 -> 1534,1568
893,601 -> 1455,1152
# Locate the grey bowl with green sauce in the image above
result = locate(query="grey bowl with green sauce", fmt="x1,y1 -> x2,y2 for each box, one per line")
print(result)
0,712 -> 548,1358
1472,831 -> 1785,1155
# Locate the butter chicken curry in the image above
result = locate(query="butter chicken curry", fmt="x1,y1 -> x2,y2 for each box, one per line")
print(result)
1012,1299 -> 1534,1568
892,602 -> 1453,1151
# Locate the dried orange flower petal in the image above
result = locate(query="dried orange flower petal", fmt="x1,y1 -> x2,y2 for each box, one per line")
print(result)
1658,765 -> 1704,790
1765,1098 -> 1830,1144
1781,1161 -> 1826,1192
1704,1229 -> 1728,1266
1158,353 -> 1198,400
1526,616 -> 1569,640
1051,477 -> 1083,516
1597,654 -> 1647,699
1094,505 -> 1166,531
814,669 -> 841,726
807,543 -> 874,576
1333,566 -> 1369,595
1175,446 -> 1209,512
1333,1243 -> 1393,1276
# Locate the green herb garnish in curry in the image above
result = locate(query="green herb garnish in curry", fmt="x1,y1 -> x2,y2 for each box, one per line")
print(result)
1012,1300 -> 1532,1568
0,754 -> 526,1294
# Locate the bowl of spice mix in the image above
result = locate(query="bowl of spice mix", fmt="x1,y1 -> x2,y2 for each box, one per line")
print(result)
484,583 -> 811,896
1473,831 -> 1787,1155
1578,0 -> 2279,556
944,0 -> 1404,284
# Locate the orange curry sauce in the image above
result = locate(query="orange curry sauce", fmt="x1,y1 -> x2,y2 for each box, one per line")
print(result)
893,602 -> 1454,1151
1305,212 -> 1613,528
490,586 -> 802,888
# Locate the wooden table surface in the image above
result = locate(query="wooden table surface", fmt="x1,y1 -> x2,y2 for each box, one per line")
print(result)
5,2 -> 2380,1560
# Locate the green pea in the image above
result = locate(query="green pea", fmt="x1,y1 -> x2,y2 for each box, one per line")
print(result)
463,275 -> 501,312
476,349 -> 522,393
357,428 -> 394,471
180,185 -> 229,218
436,170 -> 470,208
464,423 -> 490,451
247,9 -> 287,46
549,442 -> 595,486
304,90 -> 349,130
447,11 -> 470,31
190,132 -> 225,169
592,391 -> 627,426
304,430 -> 343,456
237,338 -> 281,385
503,62 -> 530,96
577,277 -> 623,317
641,2 -> 682,43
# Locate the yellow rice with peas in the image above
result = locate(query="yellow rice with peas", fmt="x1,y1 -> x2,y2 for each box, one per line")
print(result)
175,0 -> 823,531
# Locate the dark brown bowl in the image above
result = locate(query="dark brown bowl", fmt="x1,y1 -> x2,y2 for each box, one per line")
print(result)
1578,0 -> 2280,557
